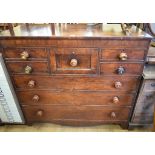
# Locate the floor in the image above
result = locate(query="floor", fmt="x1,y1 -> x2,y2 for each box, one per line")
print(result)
0,123 -> 152,132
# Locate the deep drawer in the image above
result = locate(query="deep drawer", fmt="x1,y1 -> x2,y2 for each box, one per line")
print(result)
50,48 -> 98,74
12,75 -> 140,92
17,90 -> 134,106
6,61 -> 49,74
22,105 -> 130,122
100,62 -> 144,75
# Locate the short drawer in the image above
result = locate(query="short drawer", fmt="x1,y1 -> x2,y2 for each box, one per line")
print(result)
12,75 -> 140,92
143,80 -> 155,91
6,61 -> 49,74
100,62 -> 144,75
100,49 -> 145,61
3,47 -> 47,60
50,48 -> 98,74
22,105 -> 130,122
17,90 -> 134,106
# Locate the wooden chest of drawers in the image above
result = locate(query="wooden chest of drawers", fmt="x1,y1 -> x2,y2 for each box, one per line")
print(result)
0,24 -> 151,128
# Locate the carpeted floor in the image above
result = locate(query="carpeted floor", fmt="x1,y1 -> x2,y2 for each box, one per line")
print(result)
0,123 -> 152,132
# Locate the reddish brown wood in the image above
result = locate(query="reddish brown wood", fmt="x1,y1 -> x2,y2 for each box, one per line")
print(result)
16,90 -> 135,106
4,47 -> 47,60
100,62 -> 144,75
12,75 -> 140,92
6,61 -> 49,74
22,105 -> 130,123
0,24 -> 151,128
100,49 -> 145,61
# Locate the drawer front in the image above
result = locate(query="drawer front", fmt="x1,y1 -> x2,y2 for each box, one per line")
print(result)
100,62 -> 143,75
50,48 -> 98,74
22,105 -> 130,122
143,80 -> 155,91
12,76 -> 140,92
4,48 -> 47,59
132,114 -> 153,124
6,61 -> 49,74
100,49 -> 145,61
17,90 -> 134,106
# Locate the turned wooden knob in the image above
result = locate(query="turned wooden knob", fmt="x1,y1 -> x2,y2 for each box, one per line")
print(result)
70,58 -> 78,67
116,66 -> 125,75
113,96 -> 119,104
28,80 -> 35,88
36,110 -> 43,117
114,81 -> 122,89
32,95 -> 40,102
25,65 -> 32,74
20,51 -> 29,60
119,52 -> 128,61
111,112 -> 116,118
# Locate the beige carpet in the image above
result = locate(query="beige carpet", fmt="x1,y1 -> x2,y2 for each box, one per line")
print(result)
0,123 -> 152,132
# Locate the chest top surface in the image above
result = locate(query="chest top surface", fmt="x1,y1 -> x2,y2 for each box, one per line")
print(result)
0,23 -> 152,39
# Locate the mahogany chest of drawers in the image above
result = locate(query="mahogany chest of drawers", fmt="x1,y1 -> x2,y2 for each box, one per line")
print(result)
0,24 -> 152,128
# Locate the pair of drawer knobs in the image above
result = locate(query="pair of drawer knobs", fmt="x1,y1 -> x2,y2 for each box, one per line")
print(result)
27,80 -> 122,89
36,110 -> 117,118
31,94 -> 119,104
24,65 -> 126,74
23,60 -> 77,74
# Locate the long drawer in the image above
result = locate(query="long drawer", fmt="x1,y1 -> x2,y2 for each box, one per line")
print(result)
12,75 -> 141,92
17,90 -> 134,106
22,105 -> 130,122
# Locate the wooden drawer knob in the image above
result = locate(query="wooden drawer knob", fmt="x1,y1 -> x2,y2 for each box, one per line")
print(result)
119,52 -> 128,61
115,81 -> 122,89
32,95 -> 40,102
36,110 -> 43,117
20,51 -> 29,60
25,65 -> 32,74
116,66 -> 125,75
113,96 -> 119,104
111,112 -> 116,118
70,58 -> 78,67
28,80 -> 35,88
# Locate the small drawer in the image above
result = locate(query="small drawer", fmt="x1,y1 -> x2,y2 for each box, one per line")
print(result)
12,75 -> 140,92
100,62 -> 144,75
100,49 -> 145,61
17,90 -> 134,106
6,61 -> 49,74
50,48 -> 98,74
143,80 -> 155,91
4,47 -> 47,60
22,105 -> 130,123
